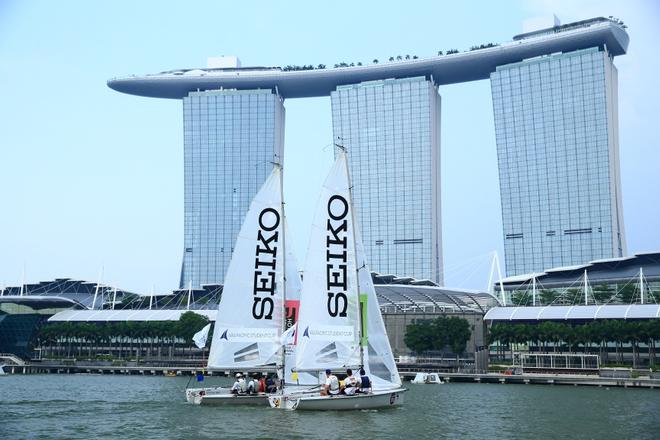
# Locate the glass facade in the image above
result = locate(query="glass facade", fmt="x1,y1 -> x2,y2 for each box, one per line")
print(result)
181,89 -> 285,288
491,47 -> 626,276
331,77 -> 442,283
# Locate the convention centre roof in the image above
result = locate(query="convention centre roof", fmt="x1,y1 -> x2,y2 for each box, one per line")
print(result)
485,304 -> 660,321
497,252 -> 660,289
108,17 -> 629,99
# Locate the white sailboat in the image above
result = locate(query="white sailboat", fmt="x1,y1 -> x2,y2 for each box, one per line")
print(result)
186,164 -> 304,406
268,150 -> 407,411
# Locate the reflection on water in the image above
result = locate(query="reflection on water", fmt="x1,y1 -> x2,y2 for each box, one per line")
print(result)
1,375 -> 659,439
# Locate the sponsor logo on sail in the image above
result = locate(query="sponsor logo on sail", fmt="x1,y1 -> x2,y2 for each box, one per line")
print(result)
301,325 -> 355,342
326,194 -> 349,318
218,327 -> 279,342
253,207 -> 280,320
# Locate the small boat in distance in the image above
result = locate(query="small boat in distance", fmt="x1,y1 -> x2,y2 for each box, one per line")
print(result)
411,372 -> 444,384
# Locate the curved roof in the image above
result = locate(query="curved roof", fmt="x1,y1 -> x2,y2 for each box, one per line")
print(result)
498,252 -> 660,288
108,19 -> 628,99
49,309 -> 217,322
485,304 -> 660,321
375,284 -> 499,313
0,295 -> 88,310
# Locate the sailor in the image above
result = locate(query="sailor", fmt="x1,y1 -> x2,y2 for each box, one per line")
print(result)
342,368 -> 359,396
357,368 -> 371,393
257,374 -> 267,393
247,374 -> 259,394
265,374 -> 278,393
320,369 -> 340,396
231,373 -> 247,395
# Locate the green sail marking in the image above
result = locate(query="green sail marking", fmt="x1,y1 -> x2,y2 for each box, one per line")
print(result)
359,293 -> 368,347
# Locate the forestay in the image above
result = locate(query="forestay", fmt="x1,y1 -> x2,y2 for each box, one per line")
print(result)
295,153 -> 361,372
207,167 -> 284,370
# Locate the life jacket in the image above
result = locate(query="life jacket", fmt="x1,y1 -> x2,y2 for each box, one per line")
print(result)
360,375 -> 371,389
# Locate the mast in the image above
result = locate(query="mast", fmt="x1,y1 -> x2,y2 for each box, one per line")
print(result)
277,160 -> 286,381
337,143 -> 364,368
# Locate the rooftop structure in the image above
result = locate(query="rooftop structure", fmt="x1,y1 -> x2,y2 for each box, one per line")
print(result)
108,17 -> 628,99
498,252 -> 660,288
485,304 -> 660,321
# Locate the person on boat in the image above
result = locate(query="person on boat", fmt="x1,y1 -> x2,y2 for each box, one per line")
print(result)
320,369 -> 340,396
265,374 -> 278,393
257,374 -> 267,393
231,373 -> 247,395
357,368 -> 371,394
247,374 -> 259,394
341,368 -> 359,396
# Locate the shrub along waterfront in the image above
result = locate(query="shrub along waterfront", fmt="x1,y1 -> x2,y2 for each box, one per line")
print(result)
489,320 -> 660,367
404,316 -> 472,362
35,312 -> 210,361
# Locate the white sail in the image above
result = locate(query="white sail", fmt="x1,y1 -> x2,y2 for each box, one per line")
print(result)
355,227 -> 402,389
207,167 -> 284,370
295,152 -> 361,372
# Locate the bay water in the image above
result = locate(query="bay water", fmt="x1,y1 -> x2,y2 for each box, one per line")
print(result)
1,375 -> 658,439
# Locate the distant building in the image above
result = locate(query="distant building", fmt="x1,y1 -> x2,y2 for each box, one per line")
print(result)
492,34 -> 627,276
331,77 -> 442,283
180,89 -> 284,288
108,17 -> 630,285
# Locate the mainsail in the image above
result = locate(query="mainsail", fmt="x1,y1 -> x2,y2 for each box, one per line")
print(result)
295,152 -> 362,372
207,166 -> 284,370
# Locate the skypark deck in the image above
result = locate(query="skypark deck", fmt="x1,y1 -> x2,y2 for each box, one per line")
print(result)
108,18 -> 628,99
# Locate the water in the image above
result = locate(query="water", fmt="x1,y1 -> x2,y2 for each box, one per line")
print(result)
1,375 -> 658,439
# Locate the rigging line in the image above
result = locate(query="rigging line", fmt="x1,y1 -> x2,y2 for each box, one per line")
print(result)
605,275 -> 637,305
439,250 -> 495,276
548,275 -> 583,306
452,258 -> 489,290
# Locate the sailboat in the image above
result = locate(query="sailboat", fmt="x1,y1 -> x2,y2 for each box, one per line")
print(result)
268,150 -> 407,410
186,164 -> 310,406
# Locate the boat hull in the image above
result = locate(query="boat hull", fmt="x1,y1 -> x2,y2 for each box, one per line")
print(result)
185,386 -> 230,404
269,388 -> 407,411
200,393 -> 270,406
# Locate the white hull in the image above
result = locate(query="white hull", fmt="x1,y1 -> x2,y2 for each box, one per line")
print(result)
411,373 -> 444,384
200,393 -> 270,407
0,365 -> 6,375
185,386 -> 230,404
269,388 -> 407,411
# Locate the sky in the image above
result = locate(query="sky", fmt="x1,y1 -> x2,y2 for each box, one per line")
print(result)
1,0 -> 659,294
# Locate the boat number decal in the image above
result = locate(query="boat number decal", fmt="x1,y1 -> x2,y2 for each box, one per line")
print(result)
389,393 -> 396,405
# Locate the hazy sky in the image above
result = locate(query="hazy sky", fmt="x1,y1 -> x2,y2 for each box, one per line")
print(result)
1,0 -> 658,294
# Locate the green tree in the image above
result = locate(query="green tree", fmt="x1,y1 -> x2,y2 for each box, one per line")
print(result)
404,320 -> 435,353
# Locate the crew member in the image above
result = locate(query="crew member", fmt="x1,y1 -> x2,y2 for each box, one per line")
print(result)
231,373 -> 247,395
342,368 -> 359,395
357,368 -> 371,393
320,369 -> 340,396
